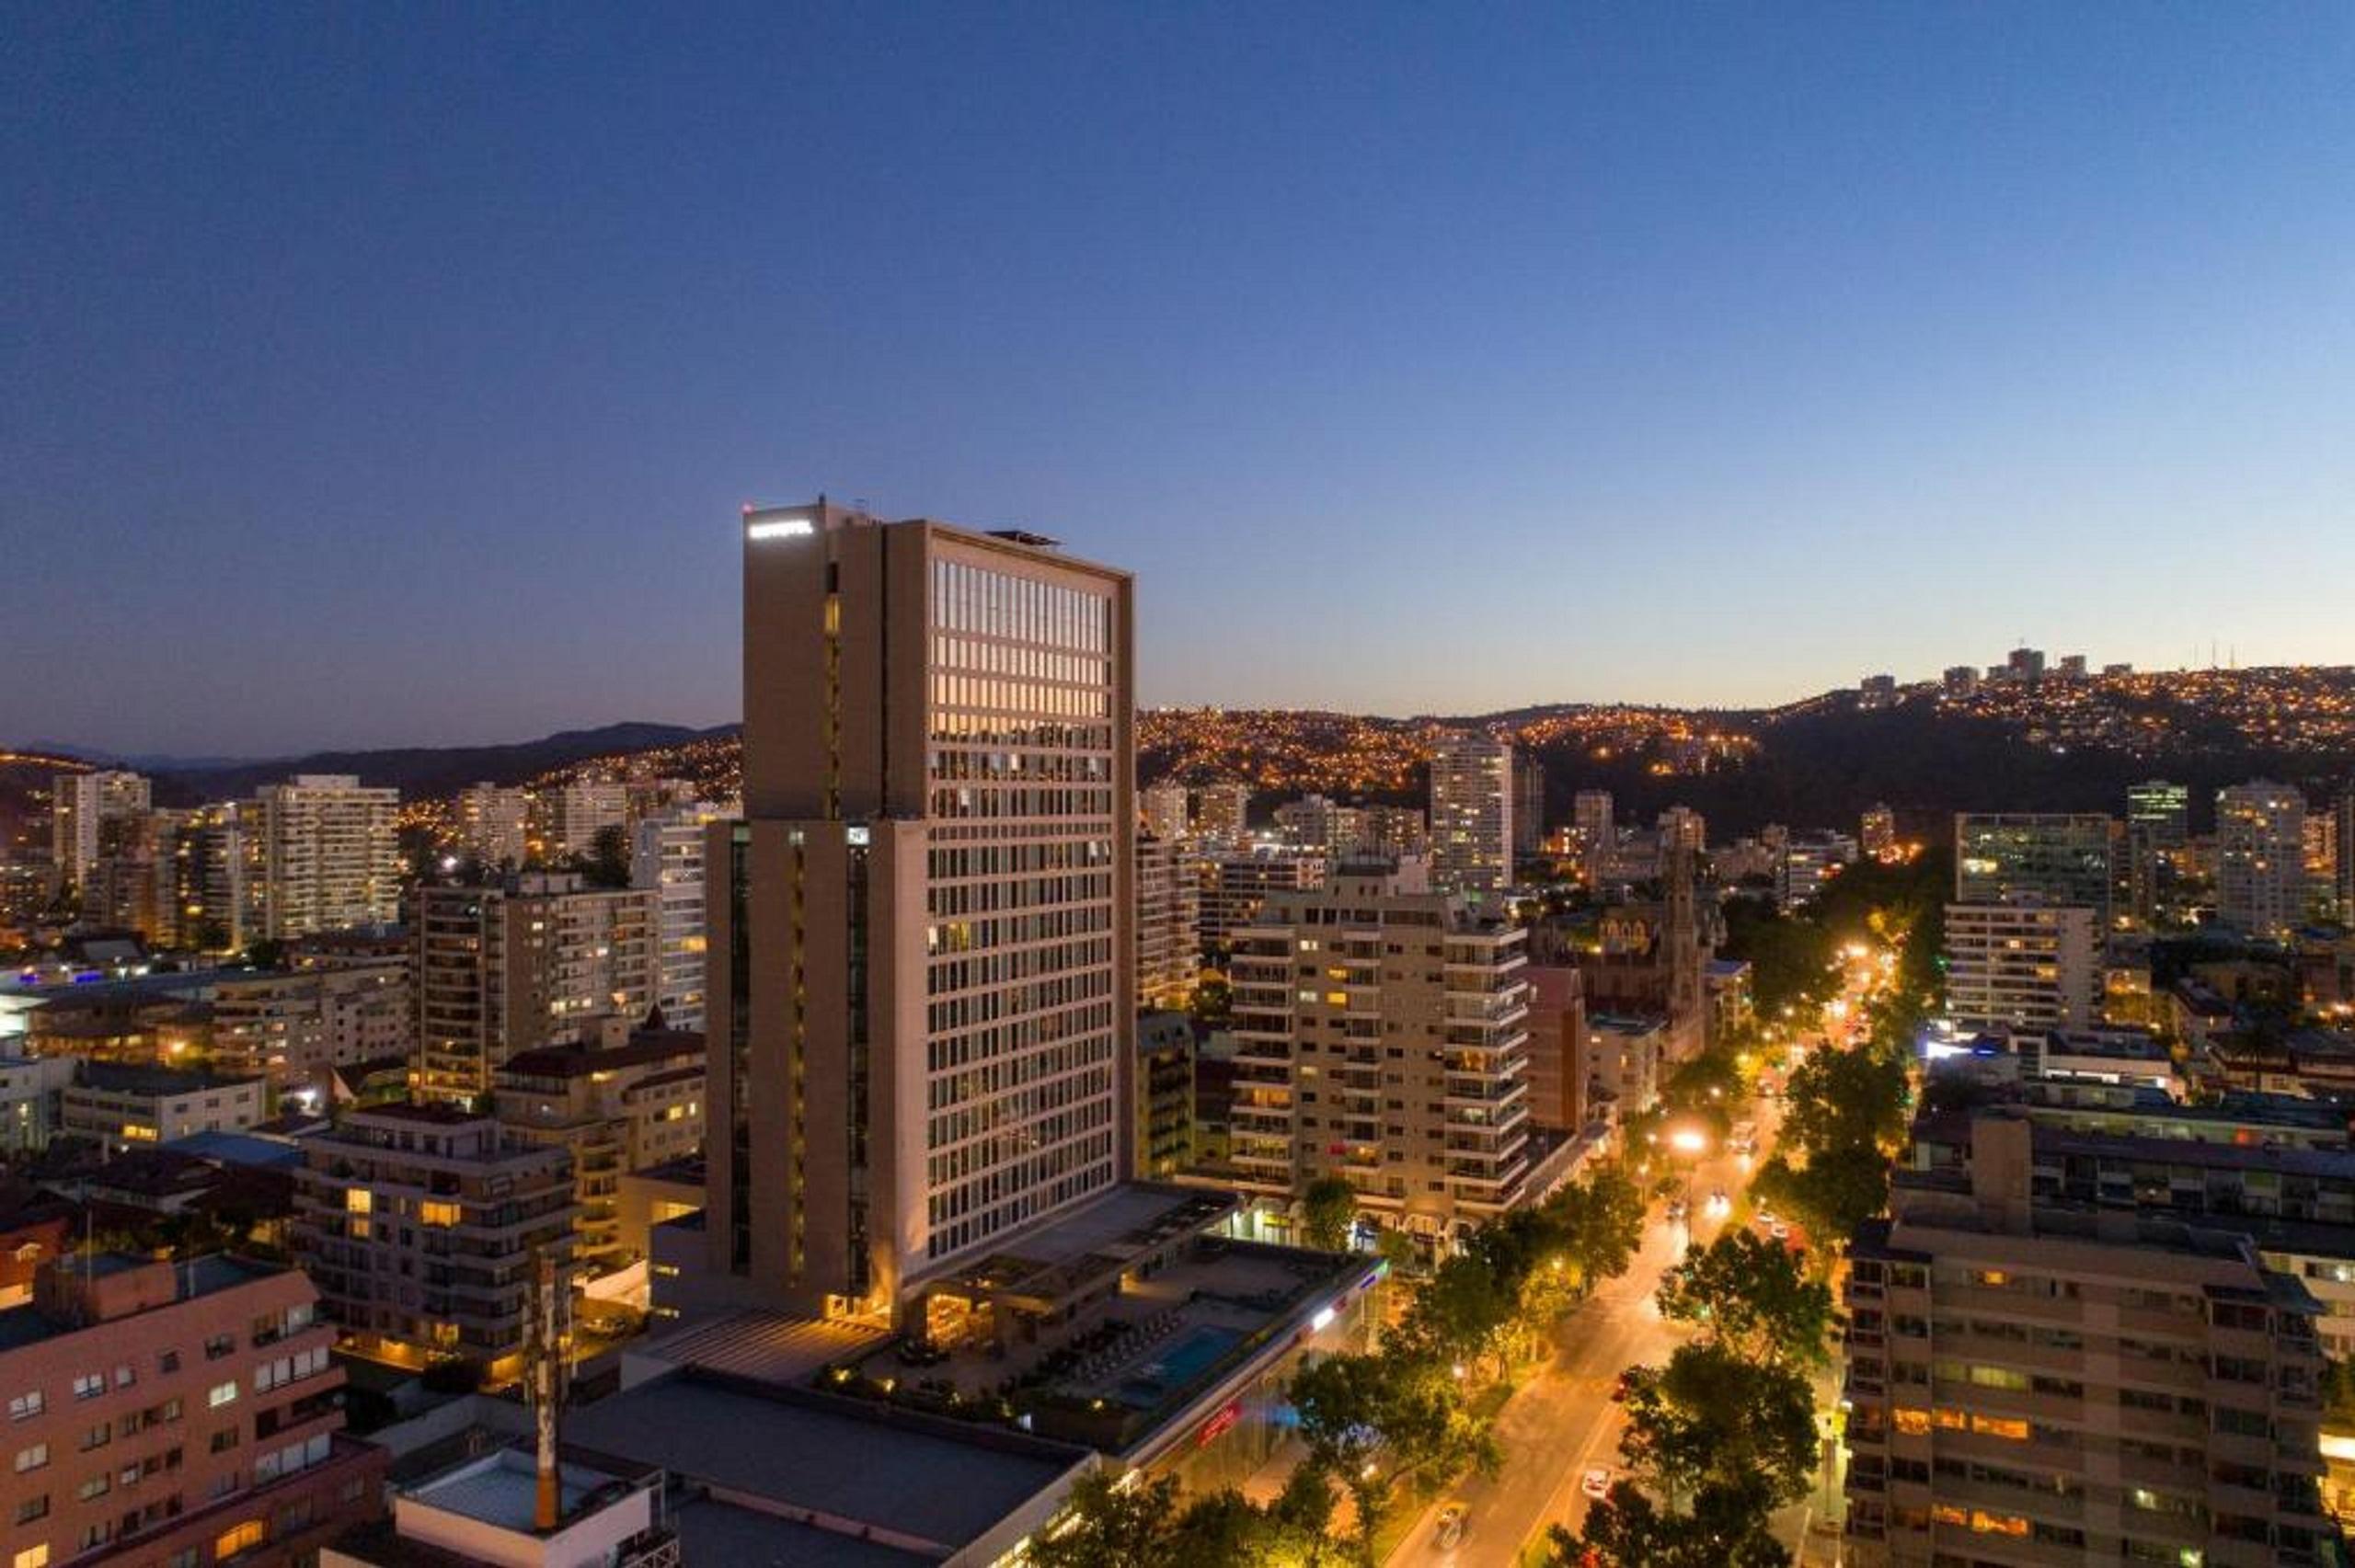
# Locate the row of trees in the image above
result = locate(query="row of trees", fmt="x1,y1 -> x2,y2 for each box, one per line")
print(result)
1029,1165 -> 1648,1567
1550,1228 -> 1835,1565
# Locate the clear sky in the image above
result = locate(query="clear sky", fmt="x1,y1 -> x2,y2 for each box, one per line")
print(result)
8,5 -> 2354,756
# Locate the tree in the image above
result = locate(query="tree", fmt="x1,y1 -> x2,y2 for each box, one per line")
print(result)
1779,1045 -> 1907,1157
1617,1342 -> 1817,1511
1030,1467 -> 1338,1568
1291,1350 -> 1490,1563
1397,1253 -> 1516,1380
580,824 -> 632,889
1656,1230 -> 1833,1368
1548,1480 -> 1792,1568
1752,1141 -> 1891,1251
1301,1176 -> 1358,1253
1546,1163 -> 1645,1291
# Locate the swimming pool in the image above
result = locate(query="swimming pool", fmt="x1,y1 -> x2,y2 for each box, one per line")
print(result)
1134,1324 -> 1242,1392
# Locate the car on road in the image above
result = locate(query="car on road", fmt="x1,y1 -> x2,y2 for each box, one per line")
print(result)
1580,1467 -> 1613,1502
1705,1189 -> 1730,1217
1433,1502 -> 1468,1551
1664,1196 -> 1688,1222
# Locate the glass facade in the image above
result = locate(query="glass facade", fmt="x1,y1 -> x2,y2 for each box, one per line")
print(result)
921,555 -> 1120,1261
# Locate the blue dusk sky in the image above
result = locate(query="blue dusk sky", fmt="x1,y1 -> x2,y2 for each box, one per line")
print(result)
7,5 -> 2354,755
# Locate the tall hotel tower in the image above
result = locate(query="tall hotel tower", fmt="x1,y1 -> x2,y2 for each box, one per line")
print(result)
704,500 -> 1135,1321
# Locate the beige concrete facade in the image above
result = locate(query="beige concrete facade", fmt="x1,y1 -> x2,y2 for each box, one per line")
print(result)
1225,864 -> 1535,1241
702,501 -> 1132,1323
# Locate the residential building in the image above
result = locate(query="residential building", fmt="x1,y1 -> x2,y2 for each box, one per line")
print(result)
1225,863 -> 1534,1242
1359,806 -> 1428,862
2128,780 -> 2191,849
325,1442 -> 674,1568
2128,781 -> 2191,930
1272,794 -> 1366,856
1941,665 -> 1979,697
698,500 -> 1132,1322
1860,672 -> 1898,706
0,1253 -> 384,1568
2005,644 -> 2046,681
211,959 -> 414,1104
1140,780 -> 1190,845
168,802 -> 262,953
290,1104 -> 575,1377
1522,965 -> 1590,1134
1943,902 -> 2100,1036
0,1056 -> 75,1156
1571,790 -> 1614,864
1657,806 -> 1706,857
2027,1027 -> 2180,1096
1778,832 -> 1857,912
1844,1111 -> 2337,1568
1954,813 -> 2116,923
1135,833 -> 1199,1009
255,775 -> 400,940
1862,803 -> 1898,860
2217,782 -> 2308,942
2338,788 -> 2355,921
63,1062 -> 266,1152
1585,1015 -> 1664,1123
492,1023 -> 706,1277
1199,849 -> 1327,947
1512,754 -> 1545,856
1190,782 -> 1250,847
50,769 -> 150,894
1429,733 -> 1513,899
1134,1010 -> 1194,1179
544,781 -> 627,861
454,784 -> 532,869
412,873 -> 660,1106
630,801 -> 733,1034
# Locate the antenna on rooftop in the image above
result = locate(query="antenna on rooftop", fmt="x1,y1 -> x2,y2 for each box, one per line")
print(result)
528,1247 -> 569,1532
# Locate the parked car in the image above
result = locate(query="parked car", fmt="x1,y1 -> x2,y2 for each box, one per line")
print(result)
1580,1467 -> 1613,1501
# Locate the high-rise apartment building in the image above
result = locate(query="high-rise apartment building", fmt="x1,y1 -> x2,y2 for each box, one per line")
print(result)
291,1104 -> 575,1378
546,780 -> 627,860
168,801 -> 262,952
1572,790 -> 1614,867
630,800 -> 733,1033
1657,806 -> 1706,857
1954,814 -> 2117,924
2216,781 -> 2307,942
702,500 -> 1132,1321
1861,803 -> 1898,860
2127,780 -> 2190,848
1359,806 -> 1428,861
1140,780 -> 1191,845
256,775 -> 400,940
1225,863 -> 1534,1242
50,769 -> 150,892
1943,902 -> 2100,1035
1272,794 -> 1366,856
2338,787 -> 2355,920
1941,665 -> 1979,696
1136,833 -> 1200,1009
1429,733 -> 1513,899
454,783 -> 533,868
0,1253 -> 383,1568
2127,781 -> 2192,929
211,957 -> 414,1102
1512,754 -> 1545,856
1191,782 -> 1251,846
412,872 -> 659,1105
1779,832 -> 1858,912
1843,1112 -> 2334,1568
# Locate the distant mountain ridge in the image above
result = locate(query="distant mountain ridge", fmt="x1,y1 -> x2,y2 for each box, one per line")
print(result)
144,722 -> 738,806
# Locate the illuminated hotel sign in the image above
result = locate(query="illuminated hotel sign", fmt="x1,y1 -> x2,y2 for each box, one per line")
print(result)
746,516 -> 814,540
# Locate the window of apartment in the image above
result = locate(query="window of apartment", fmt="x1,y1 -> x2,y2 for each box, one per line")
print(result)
74,1474 -> 107,1502
206,1383 -> 237,1410
7,1392 -> 41,1421
419,1201 -> 460,1226
157,1351 -> 179,1374
15,1443 -> 49,1472
213,1520 -> 266,1559
14,1546 -> 49,1568
1892,1407 -> 1931,1436
203,1335 -> 235,1361
109,1366 -> 132,1390
76,1425 -> 106,1452
69,1374 -> 102,1402
209,1428 -> 238,1454
13,1496 -> 45,1525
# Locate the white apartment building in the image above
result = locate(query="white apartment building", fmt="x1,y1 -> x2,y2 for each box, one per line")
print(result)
630,801 -> 735,1032
1226,863 -> 1534,1242
2217,781 -> 2308,942
51,769 -> 150,891
211,957 -> 414,1100
1944,902 -> 2100,1036
257,774 -> 401,939
1200,849 -> 1328,946
546,780 -> 628,860
1136,833 -> 1200,1010
1428,733 -> 1513,899
454,783 -> 533,868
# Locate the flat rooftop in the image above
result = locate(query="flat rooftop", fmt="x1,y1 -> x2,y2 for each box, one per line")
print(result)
0,1253 -> 282,1352
564,1371 -> 1084,1556
407,1449 -> 618,1532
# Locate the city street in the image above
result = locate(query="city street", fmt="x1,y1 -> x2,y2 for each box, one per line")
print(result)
1386,1095 -> 1786,1567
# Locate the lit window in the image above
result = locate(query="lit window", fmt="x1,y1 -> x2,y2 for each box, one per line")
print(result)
16,1546 -> 50,1568
344,1189 -> 373,1215
1892,1408 -> 1930,1436
213,1521 -> 265,1558
206,1383 -> 237,1410
419,1202 -> 459,1227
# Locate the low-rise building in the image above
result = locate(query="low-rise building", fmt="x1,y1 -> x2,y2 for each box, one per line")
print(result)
0,1055 -> 75,1156
62,1062 -> 267,1153
2028,1026 -> 2181,1097
0,1252 -> 384,1568
290,1104 -> 575,1379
